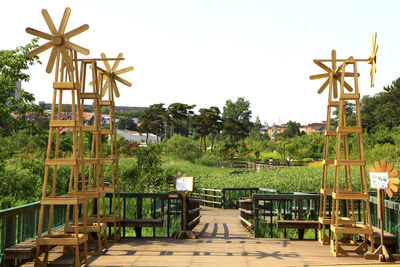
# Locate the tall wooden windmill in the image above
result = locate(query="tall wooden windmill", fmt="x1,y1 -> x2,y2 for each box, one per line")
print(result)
94,52 -> 133,241
310,33 -> 378,256
26,7 -> 90,266
310,50 -> 358,245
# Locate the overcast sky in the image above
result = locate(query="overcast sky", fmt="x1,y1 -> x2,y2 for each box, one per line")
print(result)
1,0 -> 399,125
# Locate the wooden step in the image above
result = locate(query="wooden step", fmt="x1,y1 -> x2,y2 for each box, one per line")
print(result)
328,101 -> 339,107
82,125 -> 100,132
334,160 -> 365,166
49,120 -> 83,128
65,222 -> 107,233
45,158 -> 81,166
100,129 -> 116,135
332,192 -> 369,200
340,93 -> 360,100
41,196 -> 86,205
53,82 -> 80,90
318,216 -> 331,225
81,93 -> 100,99
325,130 -> 337,136
331,223 -> 373,235
323,159 -> 334,165
337,126 -> 362,133
36,233 -> 88,246
99,100 -> 114,106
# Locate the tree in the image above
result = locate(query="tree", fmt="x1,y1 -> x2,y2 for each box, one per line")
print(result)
283,120 -> 300,138
138,104 -> 166,143
0,39 -> 42,135
222,97 -> 252,130
223,118 -> 249,159
207,106 -> 223,151
382,78 -> 400,128
167,103 -> 195,136
117,116 -> 137,131
192,110 -> 209,151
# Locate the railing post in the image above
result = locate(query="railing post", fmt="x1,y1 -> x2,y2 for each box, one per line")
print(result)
135,197 -> 143,237
254,198 -> 259,237
123,197 -> 126,238
222,189 -> 225,209
213,190 -> 216,208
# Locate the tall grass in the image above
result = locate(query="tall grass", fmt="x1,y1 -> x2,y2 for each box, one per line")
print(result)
162,158 -> 372,192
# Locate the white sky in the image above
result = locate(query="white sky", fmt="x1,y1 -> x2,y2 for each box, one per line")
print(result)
1,0 -> 399,125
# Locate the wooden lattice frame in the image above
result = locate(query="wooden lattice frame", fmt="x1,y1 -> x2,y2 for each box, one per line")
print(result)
26,7 -> 90,267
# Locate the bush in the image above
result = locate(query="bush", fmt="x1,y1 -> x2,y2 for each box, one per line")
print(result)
365,143 -> 398,163
121,145 -> 173,192
194,153 -> 223,166
162,134 -> 200,162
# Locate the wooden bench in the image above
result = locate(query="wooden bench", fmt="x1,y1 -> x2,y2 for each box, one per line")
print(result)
119,219 -> 163,238
3,227 -> 64,267
277,220 -> 319,240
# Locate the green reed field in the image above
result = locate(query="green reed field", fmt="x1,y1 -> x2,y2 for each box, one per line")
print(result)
162,159 -> 371,193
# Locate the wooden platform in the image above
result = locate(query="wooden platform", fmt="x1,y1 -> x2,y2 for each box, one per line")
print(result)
21,207 -> 398,266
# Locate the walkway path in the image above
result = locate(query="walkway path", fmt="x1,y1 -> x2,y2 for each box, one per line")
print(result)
24,207 -> 398,266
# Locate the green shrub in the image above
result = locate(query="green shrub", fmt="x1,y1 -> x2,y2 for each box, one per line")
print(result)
194,153 -> 223,166
162,134 -> 200,162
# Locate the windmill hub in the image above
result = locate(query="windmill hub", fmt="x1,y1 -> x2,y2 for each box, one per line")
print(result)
53,36 -> 63,46
368,56 -> 376,65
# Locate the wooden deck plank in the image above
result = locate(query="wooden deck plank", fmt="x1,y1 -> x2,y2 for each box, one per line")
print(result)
21,207 -> 398,266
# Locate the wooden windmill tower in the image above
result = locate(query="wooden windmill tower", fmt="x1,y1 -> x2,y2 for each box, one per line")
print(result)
63,58 -> 108,255
310,50 -> 358,245
310,33 -> 378,256
26,7 -> 90,266
93,52 -> 133,241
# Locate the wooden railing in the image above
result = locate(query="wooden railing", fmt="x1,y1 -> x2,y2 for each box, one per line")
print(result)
187,197 -> 201,230
0,201 -> 67,263
239,197 -> 254,229
111,192 -> 185,238
222,187 -> 261,209
252,193 -> 320,238
192,189 -> 223,207
193,187 -> 278,209
214,161 -> 309,169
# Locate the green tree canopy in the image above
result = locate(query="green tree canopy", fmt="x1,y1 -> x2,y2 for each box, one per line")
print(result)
283,120 -> 300,139
222,97 -> 252,128
0,39 -> 42,134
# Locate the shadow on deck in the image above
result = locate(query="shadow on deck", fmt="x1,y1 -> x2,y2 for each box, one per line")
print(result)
23,207 -> 398,267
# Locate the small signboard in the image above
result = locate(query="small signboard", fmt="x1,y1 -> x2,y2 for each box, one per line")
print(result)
175,176 -> 194,192
370,172 -> 389,189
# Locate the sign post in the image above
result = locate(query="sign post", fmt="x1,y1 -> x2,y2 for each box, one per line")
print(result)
366,162 -> 391,262
173,174 -> 197,239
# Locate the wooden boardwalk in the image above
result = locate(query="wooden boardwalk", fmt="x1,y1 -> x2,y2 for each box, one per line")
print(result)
24,207 -> 397,266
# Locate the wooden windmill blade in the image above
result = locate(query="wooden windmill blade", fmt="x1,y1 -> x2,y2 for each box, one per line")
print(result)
317,78 -> 330,94
26,7 -> 90,73
41,9 -> 58,35
114,66 -> 134,75
58,7 -> 71,34
63,24 -> 89,39
114,75 -> 132,87
99,53 -> 133,98
111,79 -> 120,98
310,73 -> 330,80
101,53 -> 112,71
369,32 -> 378,87
313,60 -> 332,73
25,28 -> 53,40
111,53 -> 123,72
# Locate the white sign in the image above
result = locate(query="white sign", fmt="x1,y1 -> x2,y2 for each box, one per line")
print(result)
176,176 -> 194,192
370,172 -> 389,189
